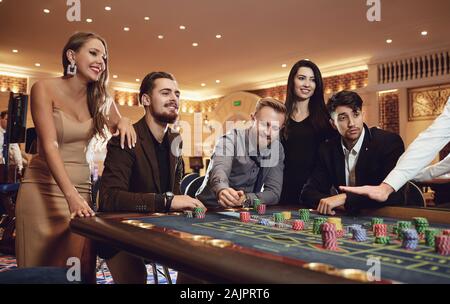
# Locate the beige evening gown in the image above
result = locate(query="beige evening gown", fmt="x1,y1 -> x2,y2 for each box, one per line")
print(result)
15,107 -> 96,282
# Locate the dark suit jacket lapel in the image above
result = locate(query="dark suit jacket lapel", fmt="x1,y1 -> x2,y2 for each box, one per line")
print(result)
332,141 -> 346,187
136,118 -> 161,192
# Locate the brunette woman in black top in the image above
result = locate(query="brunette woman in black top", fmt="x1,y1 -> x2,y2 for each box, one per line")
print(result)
280,59 -> 337,204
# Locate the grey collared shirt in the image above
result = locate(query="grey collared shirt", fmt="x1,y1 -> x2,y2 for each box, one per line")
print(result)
196,128 -> 284,206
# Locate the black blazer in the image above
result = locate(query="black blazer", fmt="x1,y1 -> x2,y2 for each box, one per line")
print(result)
301,125 -> 405,213
98,117 -> 184,213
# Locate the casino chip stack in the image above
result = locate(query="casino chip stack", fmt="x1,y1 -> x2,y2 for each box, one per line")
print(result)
281,211 -> 292,220
392,224 -> 399,235
402,229 -> 419,250
313,217 -> 327,234
259,218 -> 270,226
425,228 -> 439,247
328,218 -> 343,230
240,211 -> 251,223
352,227 -> 367,242
328,217 -> 344,238
273,213 -> 285,223
373,224 -> 388,237
253,199 -> 261,211
292,220 -> 304,231
413,217 -> 429,236
346,224 -> 362,235
397,221 -> 412,239
371,218 -> 384,231
321,222 -> 338,250
194,207 -> 206,219
184,210 -> 193,218
256,204 -> 266,215
375,236 -> 390,244
435,235 -> 450,256
299,209 -> 310,222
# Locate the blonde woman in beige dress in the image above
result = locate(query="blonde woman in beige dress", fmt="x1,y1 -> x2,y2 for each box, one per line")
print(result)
15,32 -> 136,283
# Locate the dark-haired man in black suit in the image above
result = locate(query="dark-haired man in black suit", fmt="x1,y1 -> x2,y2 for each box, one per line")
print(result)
301,91 -> 405,215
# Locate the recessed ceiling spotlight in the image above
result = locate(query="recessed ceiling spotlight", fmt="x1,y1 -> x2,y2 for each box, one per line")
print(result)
124,27 -> 130,31
12,49 -> 18,53
281,64 -> 287,68
158,35 -> 164,39
215,80 -> 221,84
113,75 -> 118,79
35,63 -> 41,67
86,18 -> 93,23
421,31 -> 428,36
105,6 -> 111,11
43,9 -> 50,14
201,83 -> 206,87
215,34 -> 222,39
386,39 -> 393,44
136,79 -> 140,82
179,25 -> 186,30
144,16 -> 150,21
192,42 -> 199,47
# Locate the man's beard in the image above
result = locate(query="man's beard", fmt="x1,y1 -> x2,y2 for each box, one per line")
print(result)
149,103 -> 178,124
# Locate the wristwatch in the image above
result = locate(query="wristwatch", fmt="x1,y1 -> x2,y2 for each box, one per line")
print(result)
164,192 -> 175,212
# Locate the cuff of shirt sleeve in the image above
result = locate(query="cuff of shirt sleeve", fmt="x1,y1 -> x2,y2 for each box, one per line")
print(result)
383,172 -> 406,192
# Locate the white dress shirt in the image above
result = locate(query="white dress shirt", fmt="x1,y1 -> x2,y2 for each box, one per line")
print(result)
384,97 -> 450,191
0,127 -> 24,170
342,128 -> 365,186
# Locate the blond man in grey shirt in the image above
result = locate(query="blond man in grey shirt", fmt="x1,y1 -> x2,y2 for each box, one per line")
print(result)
196,97 -> 286,207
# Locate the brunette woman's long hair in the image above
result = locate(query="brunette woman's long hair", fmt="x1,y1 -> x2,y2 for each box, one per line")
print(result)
62,32 -> 110,139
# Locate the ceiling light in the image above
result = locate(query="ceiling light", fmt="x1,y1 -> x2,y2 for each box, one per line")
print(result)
12,49 -> 18,53
158,35 -> 164,39
192,42 -> 199,47
215,34 -> 222,39
386,39 -> 393,44
86,18 -> 93,23
281,64 -> 287,68
179,25 -> 186,30
35,63 -> 41,67
144,16 -> 150,21
215,80 -> 221,84
105,6 -> 111,11
113,75 -> 118,79
136,79 -> 140,82
201,83 -> 206,87
124,27 -> 130,31
43,9 -> 50,14
421,31 -> 428,36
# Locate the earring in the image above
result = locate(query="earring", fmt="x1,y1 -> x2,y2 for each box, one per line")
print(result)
67,62 -> 77,76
